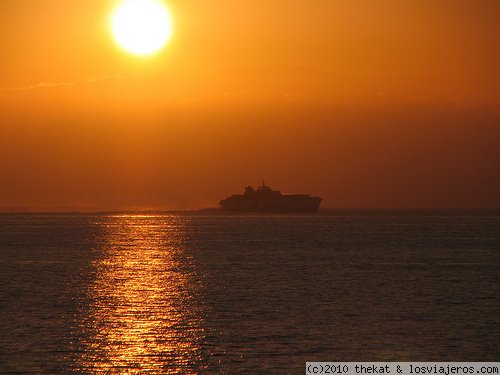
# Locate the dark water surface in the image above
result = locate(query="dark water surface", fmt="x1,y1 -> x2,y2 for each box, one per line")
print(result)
0,212 -> 499,373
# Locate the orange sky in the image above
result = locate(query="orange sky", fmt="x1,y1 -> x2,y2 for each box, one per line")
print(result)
1,0 -> 499,210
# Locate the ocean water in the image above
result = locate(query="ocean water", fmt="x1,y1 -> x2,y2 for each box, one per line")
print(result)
0,211 -> 498,373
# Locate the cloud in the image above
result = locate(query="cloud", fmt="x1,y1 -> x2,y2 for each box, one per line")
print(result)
0,75 -> 121,93
0,81 -> 76,92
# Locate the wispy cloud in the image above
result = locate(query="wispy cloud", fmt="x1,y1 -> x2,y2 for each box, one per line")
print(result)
0,75 -> 121,93
0,81 -> 76,91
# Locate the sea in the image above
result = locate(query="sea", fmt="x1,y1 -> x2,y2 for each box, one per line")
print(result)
0,211 -> 498,373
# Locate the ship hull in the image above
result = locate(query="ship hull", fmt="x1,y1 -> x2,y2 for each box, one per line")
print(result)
219,195 -> 322,213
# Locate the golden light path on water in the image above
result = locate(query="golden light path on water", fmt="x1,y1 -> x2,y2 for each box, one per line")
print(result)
78,215 -> 204,373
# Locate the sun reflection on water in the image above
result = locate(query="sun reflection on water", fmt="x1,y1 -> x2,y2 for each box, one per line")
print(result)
78,214 -> 204,373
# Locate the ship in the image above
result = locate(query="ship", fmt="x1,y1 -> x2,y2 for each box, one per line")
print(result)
219,182 -> 322,213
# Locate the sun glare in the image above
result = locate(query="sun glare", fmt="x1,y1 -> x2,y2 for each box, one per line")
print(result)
111,0 -> 173,56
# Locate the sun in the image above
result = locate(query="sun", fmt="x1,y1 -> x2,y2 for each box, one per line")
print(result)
111,0 -> 173,56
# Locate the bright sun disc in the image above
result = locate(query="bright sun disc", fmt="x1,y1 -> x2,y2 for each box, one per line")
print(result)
111,0 -> 172,55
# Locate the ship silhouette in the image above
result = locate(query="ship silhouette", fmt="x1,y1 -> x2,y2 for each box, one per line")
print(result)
219,181 -> 322,213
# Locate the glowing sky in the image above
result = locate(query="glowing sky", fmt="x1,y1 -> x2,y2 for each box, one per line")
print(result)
0,0 -> 498,210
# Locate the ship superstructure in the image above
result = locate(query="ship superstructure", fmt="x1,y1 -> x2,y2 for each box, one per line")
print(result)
219,182 -> 322,213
